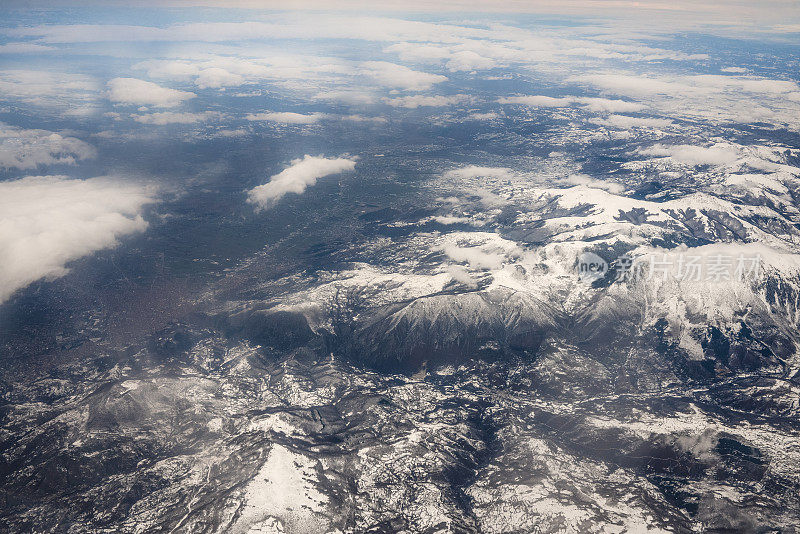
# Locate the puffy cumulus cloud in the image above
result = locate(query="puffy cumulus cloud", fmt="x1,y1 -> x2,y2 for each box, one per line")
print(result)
107,77 -> 196,107
437,234 -> 526,272
133,111 -> 219,125
247,155 -> 357,209
0,123 -> 96,169
245,111 -> 326,124
384,94 -> 470,108
445,50 -> 497,71
638,144 -> 741,166
362,61 -> 447,91
195,67 -> 245,89
385,42 -> 496,71
499,94 -> 644,113
0,175 -> 154,304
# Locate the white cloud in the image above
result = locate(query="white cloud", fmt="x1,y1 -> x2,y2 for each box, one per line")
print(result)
562,174 -> 625,194
195,67 -> 245,88
312,89 -> 376,105
362,61 -> 447,91
571,72 -> 800,128
499,95 -> 571,107
0,123 -> 96,169
13,11 -> 792,48
446,264 -> 477,288
0,70 -> 98,107
387,43 -> 496,71
0,175 -> 154,304
247,155 -> 357,209
571,73 -> 689,97
244,112 -> 385,124
133,111 -> 218,124
638,144 -> 741,166
447,50 -> 496,71
384,94 -> 469,108
107,77 -> 196,107
245,112 -> 326,124
385,42 -> 452,63
135,55 -> 355,91
440,243 -> 505,270
590,114 -> 673,129
498,94 -> 644,112
8,17 -> 495,45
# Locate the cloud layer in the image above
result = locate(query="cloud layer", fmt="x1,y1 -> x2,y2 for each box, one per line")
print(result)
0,176 -> 154,304
247,155 -> 357,209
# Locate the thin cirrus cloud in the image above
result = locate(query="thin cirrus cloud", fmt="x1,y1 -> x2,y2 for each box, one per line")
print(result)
0,123 -> 96,169
384,94 -> 470,108
107,77 -> 196,107
247,155 -> 357,210
589,114 -> 673,129
0,175 -> 154,304
134,111 -> 219,125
